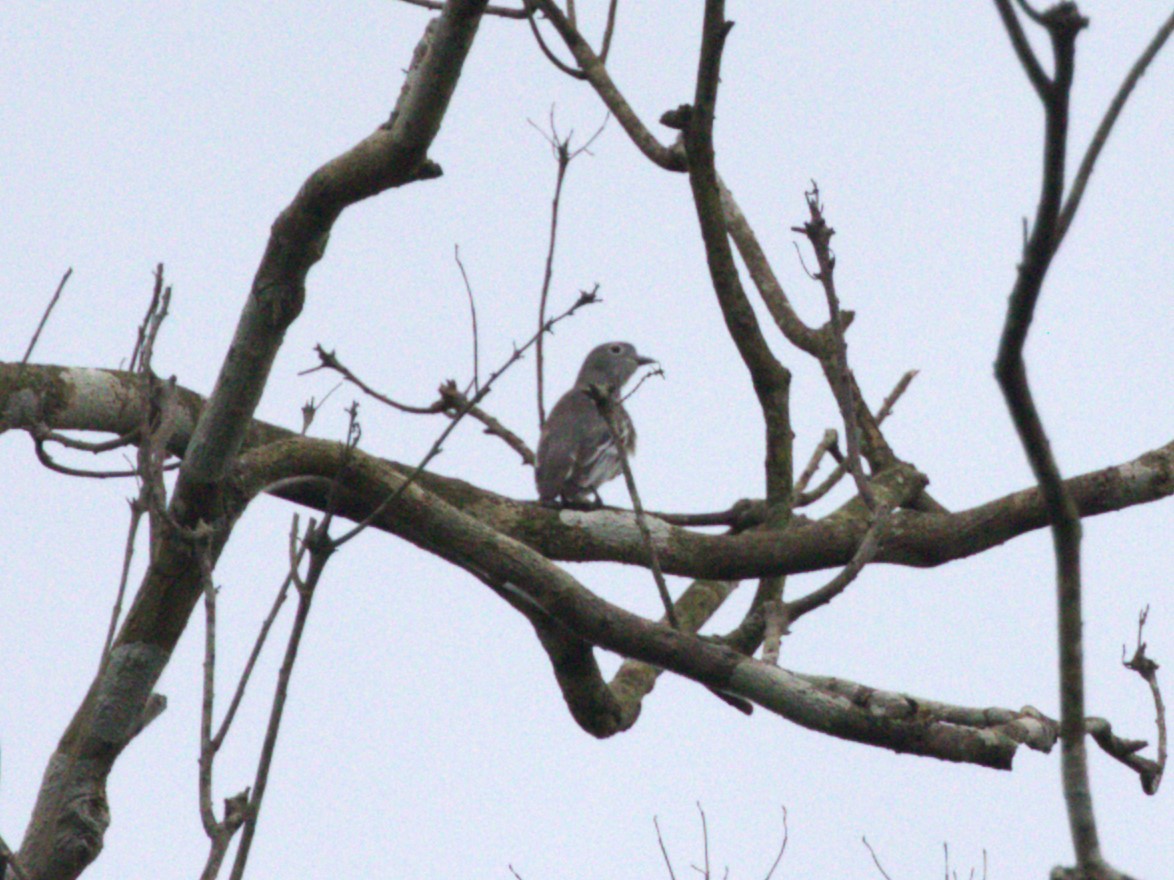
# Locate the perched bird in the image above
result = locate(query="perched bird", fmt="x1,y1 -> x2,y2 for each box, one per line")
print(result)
536,341 -> 656,507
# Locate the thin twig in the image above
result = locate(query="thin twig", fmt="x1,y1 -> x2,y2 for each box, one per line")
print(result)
1120,606 -> 1166,795
651,501 -> 761,529
525,5 -> 587,79
1056,9 -> 1174,249
696,802 -> 710,880
785,506 -> 893,623
874,369 -> 918,424
301,381 -> 343,435
128,264 -> 168,373
228,518 -> 334,880
453,245 -> 480,392
599,0 -> 620,64
992,0 -> 1049,99
21,267 -> 72,364
438,381 -> 536,465
589,385 -> 678,629
33,427 -> 140,454
792,184 -> 874,510
862,836 -> 894,880
654,816 -> 678,880
796,370 -> 917,508
32,436 -> 140,478
100,499 -> 145,667
304,346 -> 447,413
536,113 -> 571,426
212,519 -> 307,750
763,806 -> 789,880
531,109 -> 608,426
793,429 -> 838,500
229,418 -> 359,880
531,0 -> 686,171
101,269 -> 177,668
310,346 -> 537,463
198,546 -> 221,836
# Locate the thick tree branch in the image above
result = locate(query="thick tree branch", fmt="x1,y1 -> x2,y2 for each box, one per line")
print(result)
231,435 -> 1059,768
3,364 -> 1171,584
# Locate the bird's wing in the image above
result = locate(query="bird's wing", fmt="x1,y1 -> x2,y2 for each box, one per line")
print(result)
536,392 -> 590,501
536,391 -> 616,501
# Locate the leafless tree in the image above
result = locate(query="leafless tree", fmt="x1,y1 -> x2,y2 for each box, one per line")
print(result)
1,2 -> 1169,879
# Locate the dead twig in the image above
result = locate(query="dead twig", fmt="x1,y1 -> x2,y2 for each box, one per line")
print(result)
785,505 -> 893,623
531,108 -> 609,425
589,385 -> 677,629
764,807 -> 789,880
653,816 -> 678,880
862,836 -> 894,880
21,267 -> 72,364
1117,606 -> 1166,794
1056,10 -> 1174,249
792,185 -> 874,510
796,370 -> 918,509
453,245 -> 481,392
228,405 -> 361,880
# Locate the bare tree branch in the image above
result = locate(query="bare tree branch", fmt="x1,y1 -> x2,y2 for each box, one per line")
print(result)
990,6 -> 1127,878
21,267 -> 72,365
453,245 -> 481,392
533,110 -> 608,425
1056,9 -> 1174,249
531,0 -> 686,171
589,385 -> 678,628
683,5 -> 793,507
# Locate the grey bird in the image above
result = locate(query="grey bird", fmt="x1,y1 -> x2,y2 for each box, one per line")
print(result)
536,342 -> 656,507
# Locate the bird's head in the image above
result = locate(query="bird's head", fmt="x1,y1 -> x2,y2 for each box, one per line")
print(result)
574,341 -> 656,393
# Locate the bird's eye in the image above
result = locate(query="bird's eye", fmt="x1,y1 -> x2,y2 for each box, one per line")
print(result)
609,344 -> 623,355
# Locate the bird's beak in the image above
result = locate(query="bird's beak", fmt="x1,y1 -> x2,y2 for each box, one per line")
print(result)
636,354 -> 657,366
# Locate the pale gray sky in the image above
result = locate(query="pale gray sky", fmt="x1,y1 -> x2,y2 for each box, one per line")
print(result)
2,3 -> 1171,878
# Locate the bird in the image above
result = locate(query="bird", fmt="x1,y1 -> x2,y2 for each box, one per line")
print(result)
536,341 -> 656,507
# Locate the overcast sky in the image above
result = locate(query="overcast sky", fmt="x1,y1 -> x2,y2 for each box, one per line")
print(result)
2,2 -> 1171,878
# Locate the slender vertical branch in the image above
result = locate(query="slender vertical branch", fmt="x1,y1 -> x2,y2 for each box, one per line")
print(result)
531,112 -> 609,427
228,521 -> 333,880
536,124 -> 572,426
991,6 -> 1124,878
684,1 -> 793,507
793,187 -> 875,510
589,387 -> 678,629
453,245 -> 480,392
599,0 -> 620,64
